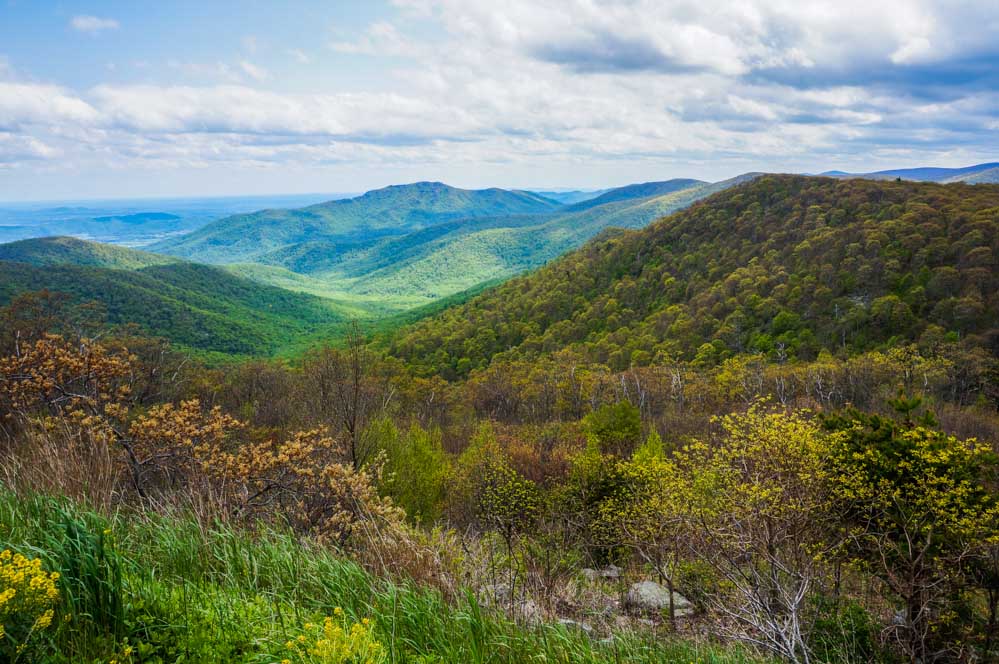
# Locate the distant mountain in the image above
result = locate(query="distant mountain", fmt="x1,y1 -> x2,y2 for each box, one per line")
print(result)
821,161 -> 999,183
154,182 -> 561,264
386,175 -> 999,378
0,237 -> 351,358
562,178 -> 706,211
0,193 -> 348,247
531,189 -> 610,205
952,166 -> 999,184
235,175 -> 755,309
0,236 -> 179,270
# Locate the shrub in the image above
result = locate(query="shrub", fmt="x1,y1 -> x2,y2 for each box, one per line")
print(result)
282,610 -> 386,664
0,549 -> 60,661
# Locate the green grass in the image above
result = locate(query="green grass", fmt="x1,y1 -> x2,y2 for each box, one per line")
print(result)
0,492 -> 770,664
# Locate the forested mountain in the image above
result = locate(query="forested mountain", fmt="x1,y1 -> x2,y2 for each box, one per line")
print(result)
561,178 -> 705,211
156,176 -> 750,310
529,188 -> 609,204
824,161 -> 999,183
153,182 -> 561,264
387,175 -> 999,377
0,235 -> 179,269
0,238 -> 351,357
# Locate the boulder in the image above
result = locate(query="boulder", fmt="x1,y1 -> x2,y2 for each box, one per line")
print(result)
599,564 -> 622,580
580,568 -> 599,582
623,581 -> 693,617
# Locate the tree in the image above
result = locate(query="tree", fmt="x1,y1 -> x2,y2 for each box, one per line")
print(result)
606,436 -> 689,626
676,405 -> 839,663
302,323 -> 392,470
583,400 -> 641,457
824,408 -> 999,663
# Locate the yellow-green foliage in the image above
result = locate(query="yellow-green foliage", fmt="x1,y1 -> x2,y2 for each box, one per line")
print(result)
282,610 -> 385,664
0,549 -> 61,660
367,418 -> 451,525
476,458 -> 541,544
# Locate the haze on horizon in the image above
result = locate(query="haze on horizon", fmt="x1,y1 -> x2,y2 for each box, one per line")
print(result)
1,0 -> 998,201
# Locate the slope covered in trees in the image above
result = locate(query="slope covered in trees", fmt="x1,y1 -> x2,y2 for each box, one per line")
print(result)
0,240 -> 353,357
150,178 -> 752,311
0,235 -> 179,269
387,175 -> 999,377
154,182 -> 562,264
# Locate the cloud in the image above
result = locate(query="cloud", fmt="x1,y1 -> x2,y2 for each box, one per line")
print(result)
70,15 -> 120,34
239,60 -> 270,82
0,82 -> 101,127
330,22 -> 425,57
0,132 -> 57,164
3,1 -> 999,184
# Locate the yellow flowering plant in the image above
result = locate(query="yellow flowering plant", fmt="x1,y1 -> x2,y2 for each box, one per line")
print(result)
0,549 -> 61,661
283,610 -> 386,664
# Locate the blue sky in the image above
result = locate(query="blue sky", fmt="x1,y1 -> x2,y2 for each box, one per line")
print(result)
1,1 -> 998,200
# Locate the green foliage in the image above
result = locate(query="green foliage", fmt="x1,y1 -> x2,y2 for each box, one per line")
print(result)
155,182 -> 562,265
808,597 -> 891,664
823,410 -> 999,660
0,258 -> 351,358
583,400 -> 642,456
475,458 -> 541,546
0,236 -> 178,270
389,176 -> 999,377
368,418 -> 452,525
0,492 -> 768,664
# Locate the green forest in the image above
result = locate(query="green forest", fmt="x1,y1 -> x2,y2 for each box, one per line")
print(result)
2,175 -> 999,664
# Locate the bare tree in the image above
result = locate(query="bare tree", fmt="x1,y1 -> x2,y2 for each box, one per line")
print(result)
301,322 -> 392,469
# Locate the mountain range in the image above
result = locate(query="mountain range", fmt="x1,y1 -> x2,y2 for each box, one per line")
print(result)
821,161 -> 999,183
151,175 -> 754,309
1,164 -> 997,361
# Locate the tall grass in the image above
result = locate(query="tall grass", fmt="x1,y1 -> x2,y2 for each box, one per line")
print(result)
0,491 -> 769,663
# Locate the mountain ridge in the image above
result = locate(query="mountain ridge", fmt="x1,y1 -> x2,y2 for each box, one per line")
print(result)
385,175 -> 999,378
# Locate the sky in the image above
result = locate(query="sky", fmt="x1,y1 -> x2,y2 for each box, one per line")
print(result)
1,0 -> 998,201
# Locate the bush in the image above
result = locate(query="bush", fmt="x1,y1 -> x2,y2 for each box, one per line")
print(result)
0,549 -> 60,661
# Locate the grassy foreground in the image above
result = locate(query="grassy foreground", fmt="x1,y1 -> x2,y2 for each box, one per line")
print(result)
0,492 -> 768,664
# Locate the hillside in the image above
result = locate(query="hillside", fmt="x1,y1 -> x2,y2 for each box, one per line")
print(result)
386,175 -> 999,377
335,176 -> 749,302
562,178 -> 705,211
0,235 -> 179,269
824,161 -> 999,183
153,182 -> 561,264
0,239 -> 350,357
213,177 -> 750,309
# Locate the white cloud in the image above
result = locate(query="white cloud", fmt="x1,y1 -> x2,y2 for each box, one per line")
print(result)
0,133 -> 58,164
3,1 -> 998,185
330,22 -> 425,57
239,60 -> 270,82
0,82 -> 101,126
70,15 -> 120,34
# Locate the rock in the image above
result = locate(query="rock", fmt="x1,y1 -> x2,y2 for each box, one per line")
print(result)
599,564 -> 622,580
623,581 -> 693,617
558,618 -> 594,635
580,568 -> 599,582
514,599 -> 543,627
